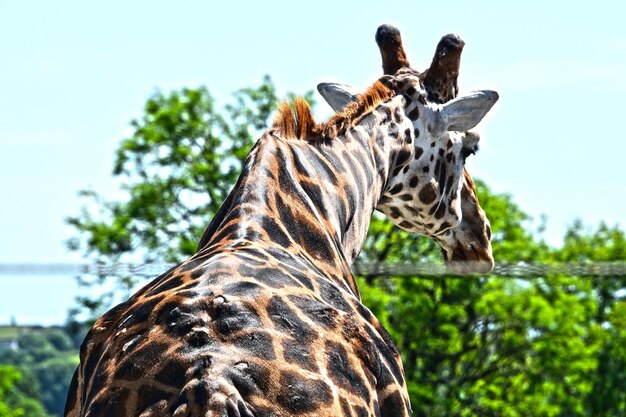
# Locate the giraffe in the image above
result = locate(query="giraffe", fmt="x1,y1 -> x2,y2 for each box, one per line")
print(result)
65,25 -> 498,417
319,26 -> 494,274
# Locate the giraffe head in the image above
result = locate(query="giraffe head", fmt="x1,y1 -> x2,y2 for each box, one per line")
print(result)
318,25 -> 498,274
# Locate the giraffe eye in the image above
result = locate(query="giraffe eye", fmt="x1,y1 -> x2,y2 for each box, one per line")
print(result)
461,145 -> 478,161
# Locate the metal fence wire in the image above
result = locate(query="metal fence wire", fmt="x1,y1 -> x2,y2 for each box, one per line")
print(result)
1,262 -> 626,278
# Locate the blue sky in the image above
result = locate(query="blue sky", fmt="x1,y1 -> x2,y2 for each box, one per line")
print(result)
1,1 -> 625,324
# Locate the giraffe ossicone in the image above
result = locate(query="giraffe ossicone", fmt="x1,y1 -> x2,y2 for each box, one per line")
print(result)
65,25 -> 498,417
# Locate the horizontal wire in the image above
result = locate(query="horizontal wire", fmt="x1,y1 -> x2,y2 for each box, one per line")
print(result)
0,262 -> 625,278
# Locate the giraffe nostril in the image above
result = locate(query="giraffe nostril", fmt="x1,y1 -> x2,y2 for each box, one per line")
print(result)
486,225 -> 492,240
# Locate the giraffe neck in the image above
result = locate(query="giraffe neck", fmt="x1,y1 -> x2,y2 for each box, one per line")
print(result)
68,114 -> 415,416
197,96 -> 410,296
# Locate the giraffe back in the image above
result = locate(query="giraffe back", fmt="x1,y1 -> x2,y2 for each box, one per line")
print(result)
66,133 -> 413,417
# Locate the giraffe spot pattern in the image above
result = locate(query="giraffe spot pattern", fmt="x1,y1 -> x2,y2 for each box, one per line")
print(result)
403,128 -> 412,144
276,370 -> 333,414
282,339 -> 320,372
417,180 -> 437,204
267,296 -> 317,341
114,341 -> 170,382
407,106 -> 419,121
388,183 -> 403,195
288,295 -> 340,329
387,123 -> 399,139
325,340 -> 371,402
230,331 -> 276,360
87,387 -> 131,416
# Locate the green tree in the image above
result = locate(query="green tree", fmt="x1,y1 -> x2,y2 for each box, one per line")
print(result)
554,221 -> 626,416
358,183 -> 601,417
0,365 -> 50,417
67,76 -> 313,318
33,355 -> 78,416
0,366 -> 23,417
0,330 -> 78,417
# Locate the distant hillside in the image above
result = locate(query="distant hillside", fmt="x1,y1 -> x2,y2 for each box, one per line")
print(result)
0,325 -> 18,340
0,325 -> 66,342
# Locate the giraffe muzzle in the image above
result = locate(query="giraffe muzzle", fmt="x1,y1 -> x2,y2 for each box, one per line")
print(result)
445,246 -> 494,275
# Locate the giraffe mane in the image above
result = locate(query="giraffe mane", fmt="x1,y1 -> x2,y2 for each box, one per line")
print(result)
271,80 -> 394,140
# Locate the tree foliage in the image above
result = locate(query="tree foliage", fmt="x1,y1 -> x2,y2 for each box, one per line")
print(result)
0,330 -> 78,417
66,78 -> 626,416
0,364 -> 52,417
359,188 -> 626,416
67,76 -> 313,315
556,222 -> 626,417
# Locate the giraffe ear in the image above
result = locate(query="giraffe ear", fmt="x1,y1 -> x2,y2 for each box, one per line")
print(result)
442,90 -> 499,131
317,82 -> 360,112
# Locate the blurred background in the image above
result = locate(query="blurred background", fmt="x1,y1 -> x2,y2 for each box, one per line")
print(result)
1,1 -> 625,416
